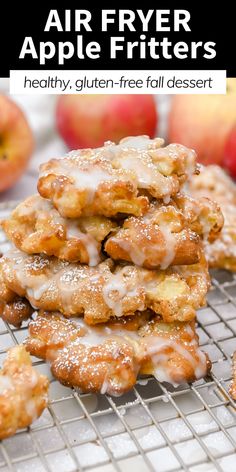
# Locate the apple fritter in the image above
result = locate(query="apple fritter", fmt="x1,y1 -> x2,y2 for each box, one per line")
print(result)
105,195 -> 223,269
0,248 -> 210,324
37,136 -> 197,218
2,194 -> 117,266
189,165 -> 236,271
173,194 -> 224,244
0,345 -> 49,439
3,193 -> 223,270
25,310 -> 210,396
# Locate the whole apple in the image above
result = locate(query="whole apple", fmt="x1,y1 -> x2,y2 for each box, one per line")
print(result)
0,95 -> 34,192
223,126 -> 236,178
56,94 -> 158,149
168,79 -> 236,165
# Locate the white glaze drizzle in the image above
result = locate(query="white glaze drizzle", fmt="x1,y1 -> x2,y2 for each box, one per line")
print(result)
102,271 -> 140,318
73,316 -> 139,343
27,280 -> 52,301
0,375 -> 13,394
66,221 -> 100,266
159,226 -> 177,270
111,237 -> 146,267
15,196 -> 101,267
42,161 -> 115,205
119,156 -> 155,188
118,136 -> 156,150
82,236 -> 100,267
39,135 -> 183,203
25,399 -> 38,421
110,224 -> 177,269
4,250 -> 52,303
70,167 -> 115,203
68,316 -> 207,386
104,136 -> 161,154
145,335 -> 205,380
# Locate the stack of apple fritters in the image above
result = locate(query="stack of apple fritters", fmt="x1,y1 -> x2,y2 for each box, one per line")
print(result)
0,136 -> 224,397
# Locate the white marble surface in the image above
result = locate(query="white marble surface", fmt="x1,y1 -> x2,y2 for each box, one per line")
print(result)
0,79 -> 170,203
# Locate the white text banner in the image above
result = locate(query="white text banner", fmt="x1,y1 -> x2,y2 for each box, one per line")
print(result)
10,70 -> 226,95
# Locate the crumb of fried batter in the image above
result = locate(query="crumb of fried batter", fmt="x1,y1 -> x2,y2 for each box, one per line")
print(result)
0,345 -> 49,439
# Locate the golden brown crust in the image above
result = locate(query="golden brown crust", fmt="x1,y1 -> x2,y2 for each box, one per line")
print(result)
0,265 -> 16,303
38,164 -> 150,218
105,226 -> 200,269
174,194 -> 224,244
25,311 -> 210,396
37,136 -> 197,218
189,165 -> 236,271
105,193 -> 224,268
0,266 -> 33,327
3,193 -> 222,270
0,345 -> 49,439
0,248 -> 210,324
0,298 -> 33,328
2,195 -> 117,265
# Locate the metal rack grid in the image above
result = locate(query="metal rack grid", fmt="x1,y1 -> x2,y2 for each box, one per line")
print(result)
0,203 -> 236,472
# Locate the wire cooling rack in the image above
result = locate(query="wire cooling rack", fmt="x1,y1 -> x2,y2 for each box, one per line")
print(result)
0,202 -> 236,472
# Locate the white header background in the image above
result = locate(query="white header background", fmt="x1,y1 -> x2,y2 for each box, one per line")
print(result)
10,70 -> 226,94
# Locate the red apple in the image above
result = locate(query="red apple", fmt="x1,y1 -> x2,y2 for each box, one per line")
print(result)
56,94 -> 158,149
168,79 -> 236,165
223,126 -> 236,178
0,95 -> 34,192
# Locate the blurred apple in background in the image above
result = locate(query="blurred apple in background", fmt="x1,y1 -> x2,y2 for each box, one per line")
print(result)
56,94 -> 158,149
223,125 -> 236,178
0,95 -> 34,192
168,79 -> 236,165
